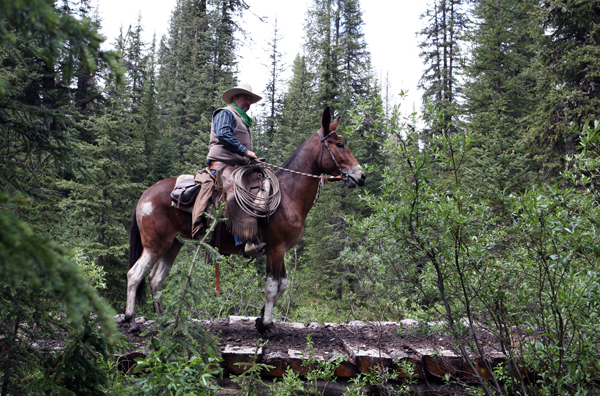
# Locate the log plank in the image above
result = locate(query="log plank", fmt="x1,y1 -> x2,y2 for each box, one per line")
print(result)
222,345 -> 263,374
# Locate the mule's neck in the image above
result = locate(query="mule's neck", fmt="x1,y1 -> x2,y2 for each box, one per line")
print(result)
277,133 -> 323,217
280,133 -> 322,175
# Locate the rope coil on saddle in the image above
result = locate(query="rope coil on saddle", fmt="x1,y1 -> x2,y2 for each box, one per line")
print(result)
232,164 -> 281,218
232,130 -> 346,216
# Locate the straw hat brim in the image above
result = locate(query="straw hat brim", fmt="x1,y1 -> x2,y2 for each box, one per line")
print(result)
222,87 -> 262,105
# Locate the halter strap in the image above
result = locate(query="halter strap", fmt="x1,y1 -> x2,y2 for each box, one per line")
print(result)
316,130 -> 347,181
254,131 -> 346,207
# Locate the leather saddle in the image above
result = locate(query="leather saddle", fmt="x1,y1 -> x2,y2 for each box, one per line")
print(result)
170,176 -> 200,210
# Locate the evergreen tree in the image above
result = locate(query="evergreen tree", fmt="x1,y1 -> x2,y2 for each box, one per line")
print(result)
296,0 -> 382,306
157,0 -> 245,172
304,0 -> 342,106
461,0 -> 540,210
0,1 -> 121,393
255,19 -> 286,164
337,0 -> 373,108
418,0 -> 466,130
279,54 -> 318,162
57,70 -> 144,305
1,194 -> 118,395
0,1 -> 121,243
54,22 -> 156,304
527,0 -> 600,178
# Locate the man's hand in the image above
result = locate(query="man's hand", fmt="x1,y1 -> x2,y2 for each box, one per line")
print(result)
245,150 -> 258,161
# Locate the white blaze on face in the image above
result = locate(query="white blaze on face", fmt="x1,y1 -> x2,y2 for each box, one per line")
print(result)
141,201 -> 154,217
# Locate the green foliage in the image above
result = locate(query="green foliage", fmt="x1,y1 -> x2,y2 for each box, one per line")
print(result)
74,248 -> 108,290
340,103 -> 600,393
270,335 -> 342,396
343,359 -> 417,396
278,54 -> 317,162
231,339 -> 274,396
132,346 -> 222,396
0,32 -> 80,194
0,194 -> 119,395
0,0 -> 123,92
498,0 -> 600,179
56,75 -> 145,305
0,194 -> 116,332
462,0 -> 541,208
48,318 -> 118,395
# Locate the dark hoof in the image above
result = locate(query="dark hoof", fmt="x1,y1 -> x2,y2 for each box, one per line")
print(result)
128,321 -> 140,333
255,317 -> 278,337
255,317 -> 267,334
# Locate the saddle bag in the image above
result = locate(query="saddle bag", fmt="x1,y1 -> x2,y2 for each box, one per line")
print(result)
171,178 -> 201,208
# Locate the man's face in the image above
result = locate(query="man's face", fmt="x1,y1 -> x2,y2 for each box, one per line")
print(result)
232,94 -> 253,112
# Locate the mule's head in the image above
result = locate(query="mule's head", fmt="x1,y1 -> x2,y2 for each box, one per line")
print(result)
318,106 -> 366,188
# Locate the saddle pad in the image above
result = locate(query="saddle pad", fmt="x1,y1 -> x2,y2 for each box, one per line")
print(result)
176,174 -> 194,186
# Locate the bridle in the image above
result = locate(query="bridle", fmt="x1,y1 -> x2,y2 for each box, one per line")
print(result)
316,129 -> 348,182
246,131 -> 348,206
258,130 -> 347,182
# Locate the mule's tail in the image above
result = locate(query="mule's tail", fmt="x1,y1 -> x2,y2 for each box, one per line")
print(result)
128,205 -> 146,305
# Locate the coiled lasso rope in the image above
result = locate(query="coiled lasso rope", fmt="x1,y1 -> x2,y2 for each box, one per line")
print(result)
231,164 -> 281,218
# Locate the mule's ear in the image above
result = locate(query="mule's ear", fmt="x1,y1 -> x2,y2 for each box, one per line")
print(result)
321,106 -> 332,134
330,116 -> 340,132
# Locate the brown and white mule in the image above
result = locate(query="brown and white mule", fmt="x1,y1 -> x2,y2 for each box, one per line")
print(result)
124,106 -> 366,334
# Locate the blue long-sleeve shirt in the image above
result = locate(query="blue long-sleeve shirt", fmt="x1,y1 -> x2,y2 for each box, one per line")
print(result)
212,110 -> 248,157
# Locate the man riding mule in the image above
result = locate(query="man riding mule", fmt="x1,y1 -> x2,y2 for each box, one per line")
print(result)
192,83 -> 266,257
124,104 -> 366,335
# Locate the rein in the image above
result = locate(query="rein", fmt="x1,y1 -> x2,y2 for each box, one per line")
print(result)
234,131 -> 346,212
260,130 -> 347,182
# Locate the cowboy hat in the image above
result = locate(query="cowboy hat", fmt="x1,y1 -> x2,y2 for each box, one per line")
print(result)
222,83 -> 262,105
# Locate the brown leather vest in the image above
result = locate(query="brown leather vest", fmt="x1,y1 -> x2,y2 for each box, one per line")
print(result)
206,104 -> 253,166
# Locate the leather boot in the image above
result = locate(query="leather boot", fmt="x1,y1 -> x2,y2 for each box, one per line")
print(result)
243,242 -> 266,257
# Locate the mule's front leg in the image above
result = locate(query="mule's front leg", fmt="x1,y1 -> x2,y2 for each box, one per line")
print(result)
256,276 -> 287,335
256,251 -> 288,335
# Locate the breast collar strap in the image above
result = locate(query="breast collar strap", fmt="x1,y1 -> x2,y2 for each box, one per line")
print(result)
316,130 -> 347,181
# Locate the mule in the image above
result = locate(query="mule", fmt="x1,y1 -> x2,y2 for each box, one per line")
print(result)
124,106 -> 366,334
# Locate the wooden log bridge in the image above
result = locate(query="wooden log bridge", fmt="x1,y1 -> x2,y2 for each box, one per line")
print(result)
211,316 -> 506,382
119,314 -> 513,392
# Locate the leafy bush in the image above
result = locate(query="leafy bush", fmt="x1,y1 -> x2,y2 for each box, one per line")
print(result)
338,106 -> 600,394
73,248 -> 108,290
132,346 -> 222,396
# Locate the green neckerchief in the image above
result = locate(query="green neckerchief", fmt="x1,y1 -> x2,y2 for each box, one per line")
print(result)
231,102 -> 253,129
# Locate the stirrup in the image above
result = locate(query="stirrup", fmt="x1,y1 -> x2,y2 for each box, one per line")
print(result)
244,242 -> 266,257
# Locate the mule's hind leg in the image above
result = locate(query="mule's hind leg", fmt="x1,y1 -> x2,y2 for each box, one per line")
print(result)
148,239 -> 183,315
125,249 -> 161,329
